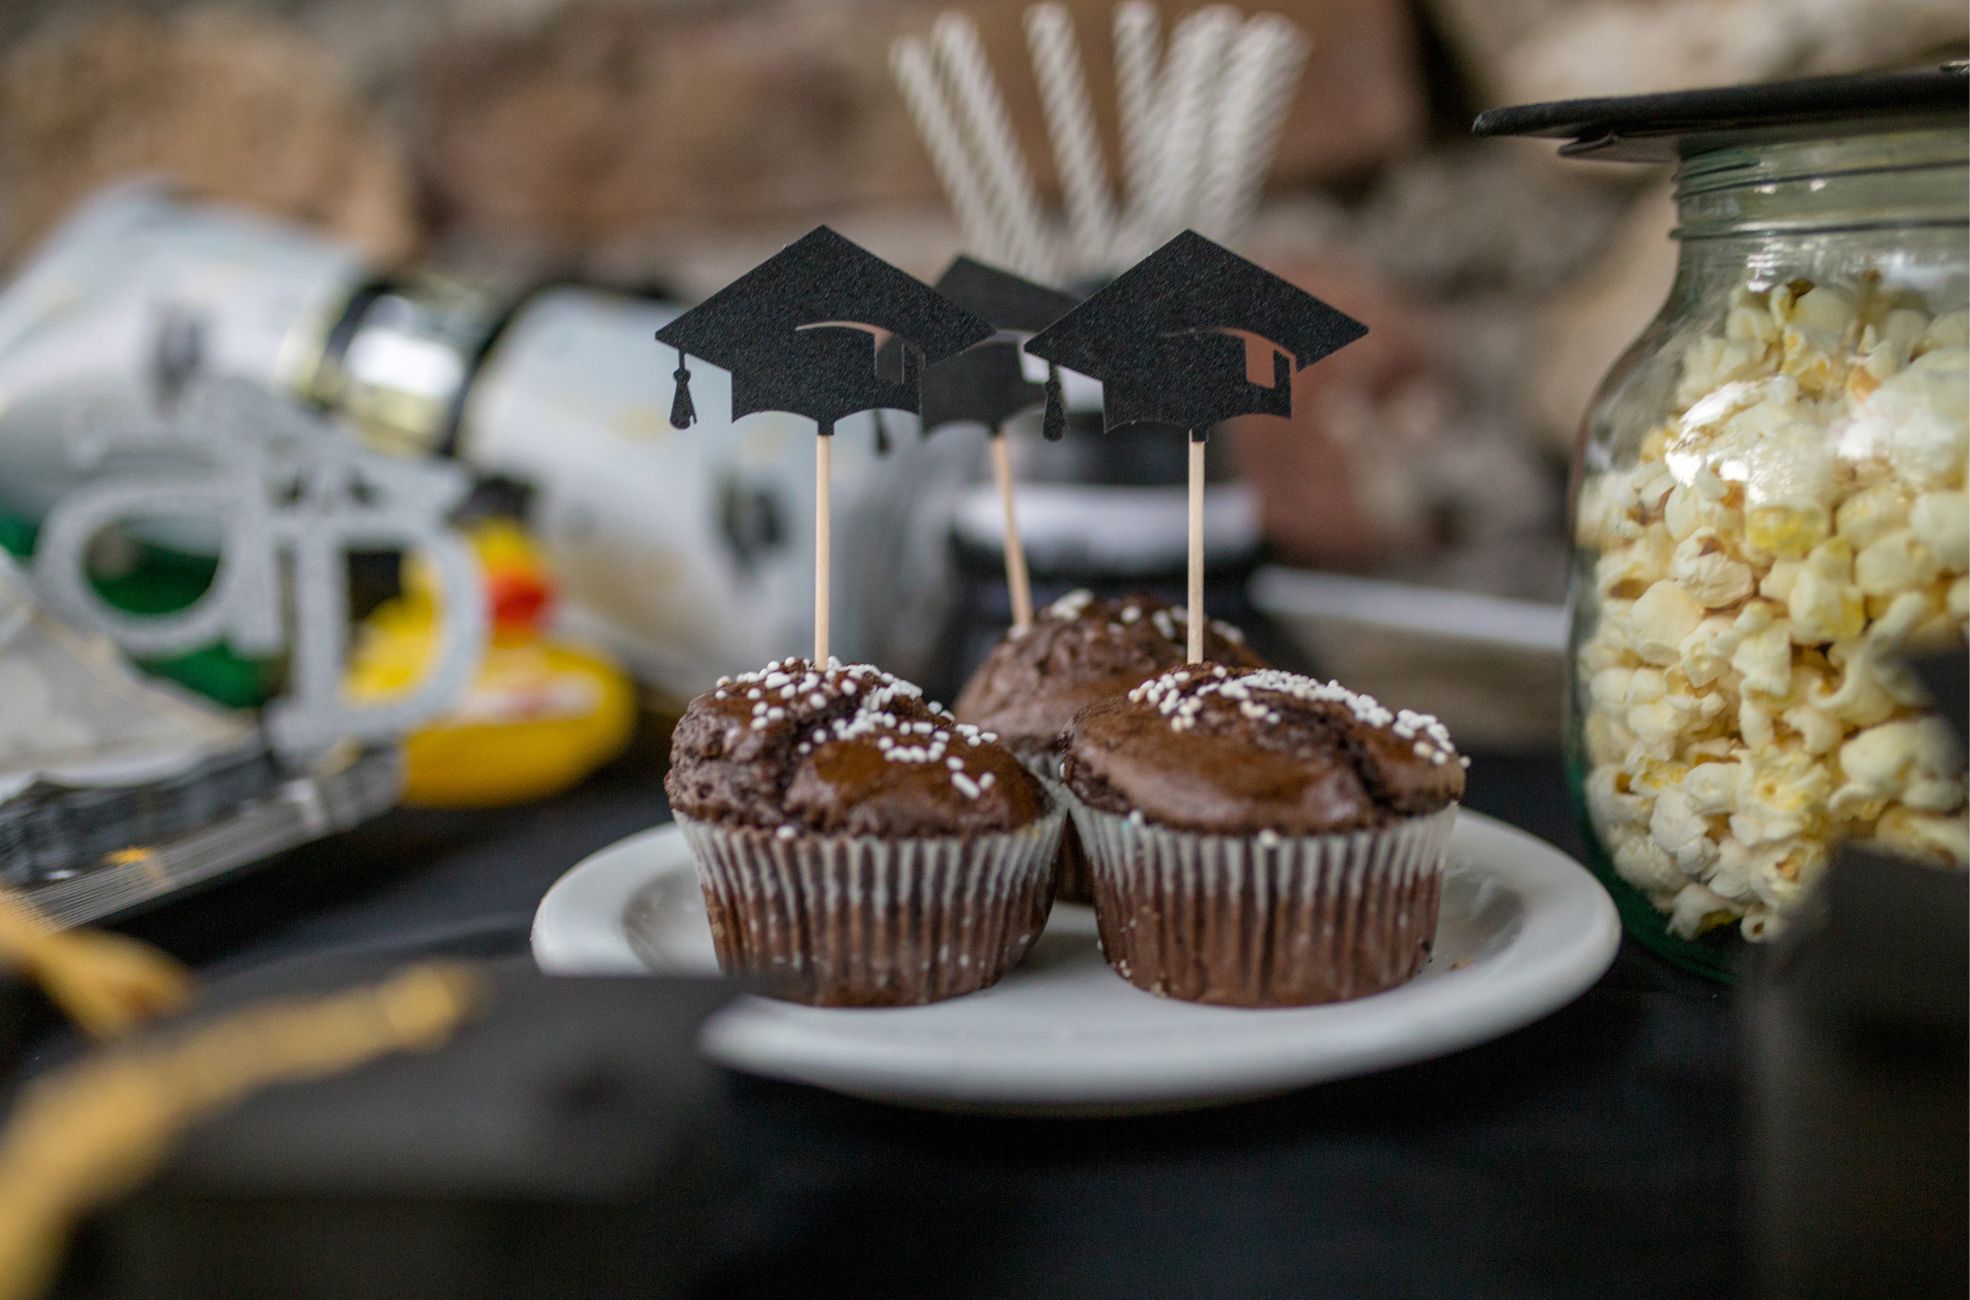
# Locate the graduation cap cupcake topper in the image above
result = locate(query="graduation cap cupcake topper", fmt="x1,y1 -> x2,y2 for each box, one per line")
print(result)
916,256 -> 1080,631
1025,229 -> 1366,661
656,227 -> 991,664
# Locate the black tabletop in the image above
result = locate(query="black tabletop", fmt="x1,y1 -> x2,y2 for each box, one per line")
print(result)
39,738 -> 1743,1300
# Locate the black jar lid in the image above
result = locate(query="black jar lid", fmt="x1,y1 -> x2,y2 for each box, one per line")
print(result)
1473,64 -> 1968,161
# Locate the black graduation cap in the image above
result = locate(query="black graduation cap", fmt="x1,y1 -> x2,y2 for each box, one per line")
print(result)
1023,229 -> 1367,440
916,257 -> 1081,441
656,226 -> 992,438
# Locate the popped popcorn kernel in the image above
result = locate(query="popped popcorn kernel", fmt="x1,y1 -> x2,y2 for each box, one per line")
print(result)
1671,530 -> 1755,608
1682,760 -> 1743,816
1785,539 -> 1867,645
1587,767 -> 1649,831
1781,698 -> 1844,756
1612,830 -> 1683,894
1875,307 -> 1931,354
1745,501 -> 1831,559
1596,534 -> 1674,600
1872,806 -> 1970,866
1583,710 -> 1635,767
1628,580 -> 1706,665
1916,309 -> 1970,357
1789,284 -> 1857,338
1835,717 -> 1965,814
1678,614 -> 1738,688
1862,351 -> 1969,489
1725,302 -> 1778,347
1909,490 -> 1969,573
1663,480 -> 1742,542
1854,528 -> 1943,597
1833,482 -> 1911,549
1667,881 -> 1737,939
1730,614 -> 1794,698
1650,788 -> 1718,870
1676,336 -> 1767,406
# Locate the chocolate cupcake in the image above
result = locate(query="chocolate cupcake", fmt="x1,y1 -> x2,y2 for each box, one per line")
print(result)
1061,665 -> 1465,1007
952,590 -> 1265,902
666,657 -> 1063,1006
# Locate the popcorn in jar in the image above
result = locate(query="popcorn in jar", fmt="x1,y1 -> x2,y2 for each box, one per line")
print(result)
1576,276 -> 1967,946
1481,72 -> 1968,972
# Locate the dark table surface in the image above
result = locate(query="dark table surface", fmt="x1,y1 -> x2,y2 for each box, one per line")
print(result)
44,741 -> 1743,1300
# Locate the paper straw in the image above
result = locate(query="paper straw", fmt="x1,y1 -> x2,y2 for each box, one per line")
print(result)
1195,18 -> 1270,241
932,14 -> 1059,281
891,37 -> 1005,265
1210,15 -> 1309,246
1025,4 -> 1114,265
1112,2 -> 1162,245
1149,7 -> 1239,242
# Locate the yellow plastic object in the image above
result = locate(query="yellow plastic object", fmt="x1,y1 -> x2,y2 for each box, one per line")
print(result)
347,521 -> 637,807
393,640 -> 636,807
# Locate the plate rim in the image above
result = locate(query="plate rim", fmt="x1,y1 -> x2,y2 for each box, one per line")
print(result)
532,811 -> 1620,1110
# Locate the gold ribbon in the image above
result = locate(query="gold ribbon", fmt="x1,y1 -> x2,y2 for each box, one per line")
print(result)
0,961 -> 486,1300
0,888 -> 190,1040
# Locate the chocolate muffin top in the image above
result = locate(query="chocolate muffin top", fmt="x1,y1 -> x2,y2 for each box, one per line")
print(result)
666,657 -> 1048,838
952,589 -> 1266,760
1062,664 -> 1466,835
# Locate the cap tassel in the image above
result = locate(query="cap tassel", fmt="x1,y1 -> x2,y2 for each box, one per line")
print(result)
872,411 -> 892,456
1041,366 -> 1066,441
669,350 -> 697,430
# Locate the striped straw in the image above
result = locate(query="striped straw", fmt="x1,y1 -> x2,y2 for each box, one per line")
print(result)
1196,15 -> 1308,244
931,13 -> 1060,281
1146,6 -> 1239,245
1211,15 -> 1310,246
1112,1 -> 1162,250
892,4 -> 1312,280
891,36 -> 1006,265
1025,4 -> 1115,266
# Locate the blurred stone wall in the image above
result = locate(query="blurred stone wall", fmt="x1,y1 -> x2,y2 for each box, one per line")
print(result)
0,0 -> 1425,267
0,0 -> 1961,590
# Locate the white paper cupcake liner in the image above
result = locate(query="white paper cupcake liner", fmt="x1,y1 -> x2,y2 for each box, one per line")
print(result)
1018,754 -> 1093,906
1068,800 -> 1457,1007
675,806 -> 1066,1006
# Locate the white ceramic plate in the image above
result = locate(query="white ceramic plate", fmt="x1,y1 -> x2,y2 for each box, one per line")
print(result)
532,811 -> 1619,1114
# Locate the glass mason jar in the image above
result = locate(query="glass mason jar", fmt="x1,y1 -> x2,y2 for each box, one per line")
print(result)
1558,106 -> 1968,975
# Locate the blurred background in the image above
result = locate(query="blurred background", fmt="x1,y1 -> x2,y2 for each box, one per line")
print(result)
0,0 -> 1963,756
0,15 -> 1962,1295
0,0 -> 1956,446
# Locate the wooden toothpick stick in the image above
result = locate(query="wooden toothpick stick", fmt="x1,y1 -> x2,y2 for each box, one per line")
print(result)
988,435 -> 1034,630
814,433 -> 832,664
1187,436 -> 1205,663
